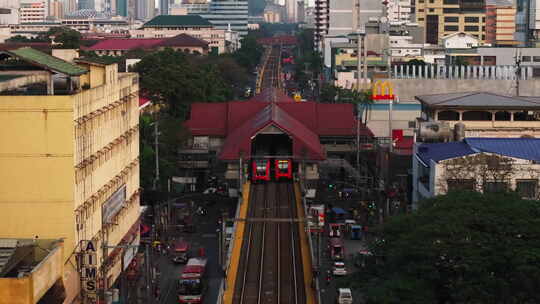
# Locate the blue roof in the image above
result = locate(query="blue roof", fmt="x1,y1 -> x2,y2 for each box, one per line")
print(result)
416,141 -> 476,166
417,138 -> 540,166
466,138 -> 540,162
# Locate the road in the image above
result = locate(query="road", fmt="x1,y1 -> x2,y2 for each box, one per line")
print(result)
155,193 -> 237,304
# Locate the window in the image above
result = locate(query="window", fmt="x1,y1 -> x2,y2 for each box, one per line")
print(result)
418,17 -> 425,21
522,56 -> 532,62
429,8 -> 435,11
462,111 -> 492,121
419,8 -> 425,11
464,16 -> 479,22
443,0 -> 459,3
482,16 -> 486,22
444,8 -> 460,13
516,180 -> 538,199
533,56 -> 540,62
465,25 -> 479,31
429,0 -> 434,2
445,25 -> 459,31
483,181 -> 508,193
445,16 -> 459,22
447,179 -> 475,192
437,110 -> 460,120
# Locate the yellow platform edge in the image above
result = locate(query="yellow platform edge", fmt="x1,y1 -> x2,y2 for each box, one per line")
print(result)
223,181 -> 251,304
295,183 -> 317,304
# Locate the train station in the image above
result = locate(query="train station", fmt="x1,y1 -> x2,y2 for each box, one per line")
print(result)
181,44 -> 374,304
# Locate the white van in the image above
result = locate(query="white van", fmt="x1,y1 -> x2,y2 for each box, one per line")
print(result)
337,288 -> 353,304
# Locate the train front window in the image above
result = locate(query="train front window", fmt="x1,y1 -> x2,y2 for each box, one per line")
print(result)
178,279 -> 202,295
255,160 -> 267,174
277,161 -> 289,173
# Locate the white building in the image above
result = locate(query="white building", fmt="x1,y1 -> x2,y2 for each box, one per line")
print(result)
441,32 -> 480,49
20,0 -> 48,23
0,0 -> 19,24
412,138 -> 540,206
389,35 -> 423,61
386,0 -> 411,24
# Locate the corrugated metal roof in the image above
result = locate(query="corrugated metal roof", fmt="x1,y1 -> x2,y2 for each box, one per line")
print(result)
416,141 -> 476,166
143,15 -> 212,28
7,47 -> 88,76
466,138 -> 540,162
85,38 -> 165,51
416,92 -> 540,108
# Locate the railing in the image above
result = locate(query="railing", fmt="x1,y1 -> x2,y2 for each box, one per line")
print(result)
391,64 -> 533,80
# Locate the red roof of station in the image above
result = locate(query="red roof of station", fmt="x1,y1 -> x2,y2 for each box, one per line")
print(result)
257,35 -> 298,46
219,104 -> 326,160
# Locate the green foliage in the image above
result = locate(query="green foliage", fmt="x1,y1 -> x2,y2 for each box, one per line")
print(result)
344,191 -> 540,304
233,32 -> 263,71
454,56 -> 469,66
320,84 -> 372,105
45,27 -> 82,49
6,35 -> 48,43
133,48 -> 233,118
407,59 -> 426,66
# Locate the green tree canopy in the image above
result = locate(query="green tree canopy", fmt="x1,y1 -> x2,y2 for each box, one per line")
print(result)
45,27 -> 82,49
233,32 -> 263,71
133,48 -> 232,118
344,191 -> 540,304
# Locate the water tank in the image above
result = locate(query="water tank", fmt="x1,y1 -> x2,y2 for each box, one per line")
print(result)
454,122 -> 466,142
417,121 -> 452,142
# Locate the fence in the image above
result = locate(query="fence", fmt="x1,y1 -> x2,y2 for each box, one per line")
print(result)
391,64 -> 533,80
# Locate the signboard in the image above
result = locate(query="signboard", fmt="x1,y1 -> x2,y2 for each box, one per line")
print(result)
102,185 -> 126,224
294,93 -> 302,102
123,234 -> 140,270
80,240 -> 98,300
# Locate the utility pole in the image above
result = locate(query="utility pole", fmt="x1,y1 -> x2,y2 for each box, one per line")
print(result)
153,118 -> 160,190
514,48 -> 522,96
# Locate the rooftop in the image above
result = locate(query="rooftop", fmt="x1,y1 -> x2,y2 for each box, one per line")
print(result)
143,15 -> 212,28
417,138 -> 540,166
415,92 -> 540,109
1,47 -> 88,76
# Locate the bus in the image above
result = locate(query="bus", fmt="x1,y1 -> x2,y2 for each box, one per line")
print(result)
329,238 -> 345,261
178,257 -> 207,303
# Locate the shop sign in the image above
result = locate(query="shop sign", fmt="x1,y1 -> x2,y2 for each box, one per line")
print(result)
80,240 -> 98,299
123,234 -> 140,270
102,185 -> 126,223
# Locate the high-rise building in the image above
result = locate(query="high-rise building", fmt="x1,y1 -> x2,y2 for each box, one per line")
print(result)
160,0 -> 170,14
286,0 -> 297,22
79,0 -> 95,10
50,0 -> 64,18
116,0 -> 128,15
0,48 -> 140,304
314,0 -> 329,47
485,0 -> 517,46
196,0 -> 248,36
0,0 -> 19,24
386,0 -> 412,24
20,0 -> 48,23
415,0 -> 486,44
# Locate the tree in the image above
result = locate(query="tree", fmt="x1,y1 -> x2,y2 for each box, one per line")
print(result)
133,48 -> 232,118
341,191 -> 540,304
45,27 -> 82,49
233,32 -> 263,71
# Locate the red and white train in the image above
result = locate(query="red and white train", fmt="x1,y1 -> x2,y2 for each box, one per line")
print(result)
251,158 -> 293,182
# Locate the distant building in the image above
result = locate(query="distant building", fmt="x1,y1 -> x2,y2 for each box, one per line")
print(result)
485,0 -> 518,46
130,15 -> 227,53
20,0 -> 48,23
441,31 -> 480,49
84,34 -> 210,56
386,0 -> 412,24
0,0 -> 19,25
199,0 -> 248,37
415,0 -> 486,44
78,0 -> 95,10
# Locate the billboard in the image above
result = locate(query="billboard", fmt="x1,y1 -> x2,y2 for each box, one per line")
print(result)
102,185 -> 126,224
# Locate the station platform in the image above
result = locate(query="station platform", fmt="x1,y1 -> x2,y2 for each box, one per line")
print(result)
222,182 -> 317,304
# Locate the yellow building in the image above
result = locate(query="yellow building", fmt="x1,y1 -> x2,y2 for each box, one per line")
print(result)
415,0 -> 486,44
0,48 -> 140,304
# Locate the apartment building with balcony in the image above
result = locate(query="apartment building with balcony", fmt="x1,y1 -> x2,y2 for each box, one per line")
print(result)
0,48 -> 140,303
485,0 -> 517,46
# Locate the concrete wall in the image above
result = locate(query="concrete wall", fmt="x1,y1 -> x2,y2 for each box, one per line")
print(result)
388,78 -> 540,101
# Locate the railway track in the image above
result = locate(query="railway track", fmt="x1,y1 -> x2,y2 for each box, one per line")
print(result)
256,46 -> 282,98
233,183 -> 306,304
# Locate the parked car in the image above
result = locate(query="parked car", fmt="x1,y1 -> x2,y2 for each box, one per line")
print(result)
332,261 -> 347,276
337,288 -> 353,304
